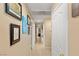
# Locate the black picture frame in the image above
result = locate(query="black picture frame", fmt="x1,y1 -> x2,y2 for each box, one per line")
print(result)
27,15 -> 31,25
10,23 -> 20,46
5,3 -> 22,20
72,3 -> 79,17
27,15 -> 31,34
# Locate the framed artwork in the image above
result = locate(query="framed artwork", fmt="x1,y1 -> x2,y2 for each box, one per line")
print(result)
28,24 -> 30,34
5,3 -> 22,20
22,16 -> 28,33
10,23 -> 20,46
27,15 -> 31,25
27,15 -> 31,34
72,3 -> 79,17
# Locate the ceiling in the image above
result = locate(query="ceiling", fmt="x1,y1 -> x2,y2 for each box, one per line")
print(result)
27,3 -> 52,23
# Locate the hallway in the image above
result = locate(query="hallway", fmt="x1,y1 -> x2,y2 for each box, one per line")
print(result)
0,3 -> 79,56
0,3 -> 52,56
28,3 -> 52,56
31,40 -> 51,56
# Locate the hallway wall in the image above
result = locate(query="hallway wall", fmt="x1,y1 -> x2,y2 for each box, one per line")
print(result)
0,3 -> 32,56
68,3 -> 79,56
51,3 -> 68,56
43,16 -> 51,55
31,20 -> 35,49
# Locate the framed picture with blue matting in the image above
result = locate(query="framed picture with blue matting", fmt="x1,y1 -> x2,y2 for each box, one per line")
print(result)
22,16 -> 28,33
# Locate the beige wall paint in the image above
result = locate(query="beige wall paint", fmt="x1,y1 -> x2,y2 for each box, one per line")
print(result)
68,3 -> 79,56
0,3 -> 32,56
43,16 -> 51,52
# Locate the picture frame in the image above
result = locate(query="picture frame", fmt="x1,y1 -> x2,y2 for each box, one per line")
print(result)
10,23 -> 20,46
27,15 -> 31,34
5,3 -> 22,20
72,3 -> 79,17
28,24 -> 30,34
22,16 -> 28,33
27,15 -> 31,25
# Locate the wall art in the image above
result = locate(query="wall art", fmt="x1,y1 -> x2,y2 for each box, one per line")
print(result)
72,3 -> 79,17
10,23 -> 20,46
5,3 -> 22,20
22,16 -> 28,33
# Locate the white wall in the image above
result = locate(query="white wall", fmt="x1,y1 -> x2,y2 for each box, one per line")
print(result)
51,4 -> 68,56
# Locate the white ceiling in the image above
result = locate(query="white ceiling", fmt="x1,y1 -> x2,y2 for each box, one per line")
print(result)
27,3 -> 52,23
27,3 -> 52,11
